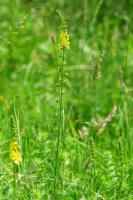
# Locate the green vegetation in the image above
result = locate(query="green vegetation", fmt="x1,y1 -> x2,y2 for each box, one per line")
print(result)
0,0 -> 132,199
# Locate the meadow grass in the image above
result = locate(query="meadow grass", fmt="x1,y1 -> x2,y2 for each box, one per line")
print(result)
0,0 -> 133,199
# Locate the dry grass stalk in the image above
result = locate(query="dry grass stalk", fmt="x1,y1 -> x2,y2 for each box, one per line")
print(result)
78,126 -> 89,139
80,196 -> 86,200
90,105 -> 117,135
97,105 -> 117,135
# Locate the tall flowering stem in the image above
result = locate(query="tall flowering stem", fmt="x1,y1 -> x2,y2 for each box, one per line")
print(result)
54,10 -> 70,197
58,47 -> 65,142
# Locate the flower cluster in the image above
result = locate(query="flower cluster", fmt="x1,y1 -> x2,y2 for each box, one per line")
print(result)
56,10 -> 70,50
59,30 -> 70,50
9,140 -> 22,165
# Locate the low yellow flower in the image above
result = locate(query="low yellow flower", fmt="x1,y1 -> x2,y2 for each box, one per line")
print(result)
59,30 -> 70,49
9,140 -> 22,165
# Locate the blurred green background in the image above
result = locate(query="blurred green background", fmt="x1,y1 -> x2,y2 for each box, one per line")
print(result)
0,0 -> 133,199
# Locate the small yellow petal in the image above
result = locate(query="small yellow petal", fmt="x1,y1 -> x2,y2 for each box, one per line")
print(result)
9,140 -> 22,165
59,30 -> 70,49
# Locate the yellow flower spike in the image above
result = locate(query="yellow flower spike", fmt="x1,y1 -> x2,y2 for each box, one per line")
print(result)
9,140 -> 22,165
59,30 -> 70,50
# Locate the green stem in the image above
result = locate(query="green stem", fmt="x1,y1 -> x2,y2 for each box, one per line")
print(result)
59,48 -> 65,141
54,48 -> 65,197
93,161 -> 96,193
13,163 -> 16,200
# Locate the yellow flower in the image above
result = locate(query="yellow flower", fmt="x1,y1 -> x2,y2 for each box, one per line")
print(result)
59,30 -> 70,49
9,140 -> 22,165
